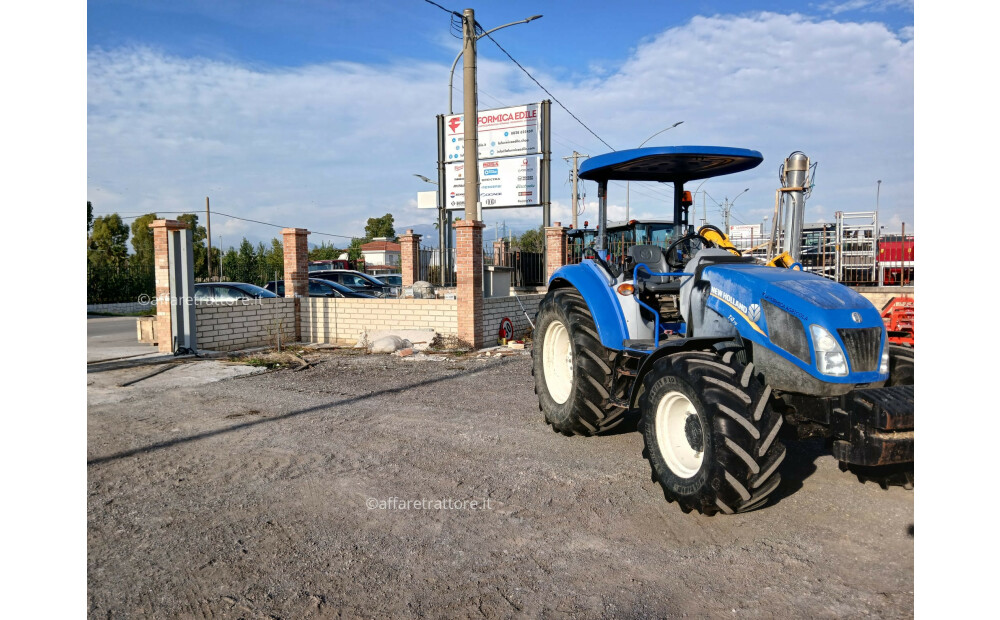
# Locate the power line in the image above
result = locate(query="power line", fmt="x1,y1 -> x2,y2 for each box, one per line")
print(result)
94,210 -> 360,242
480,31 -> 615,152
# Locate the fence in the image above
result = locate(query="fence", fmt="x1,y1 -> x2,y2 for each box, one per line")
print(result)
87,261 -> 155,304
485,248 -> 545,288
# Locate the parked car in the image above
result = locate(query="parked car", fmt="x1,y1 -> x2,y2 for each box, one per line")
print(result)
194,282 -> 278,302
263,279 -> 377,299
308,270 -> 393,297
376,273 -> 403,289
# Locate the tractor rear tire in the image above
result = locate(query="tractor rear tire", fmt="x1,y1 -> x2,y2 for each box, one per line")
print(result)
887,345 -> 913,386
532,287 -> 624,436
639,350 -> 785,515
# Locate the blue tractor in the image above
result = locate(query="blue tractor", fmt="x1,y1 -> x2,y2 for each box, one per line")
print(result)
532,146 -> 914,515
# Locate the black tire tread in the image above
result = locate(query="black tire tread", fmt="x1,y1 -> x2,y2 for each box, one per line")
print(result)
532,287 -> 622,436
887,344 -> 914,386
639,350 -> 785,515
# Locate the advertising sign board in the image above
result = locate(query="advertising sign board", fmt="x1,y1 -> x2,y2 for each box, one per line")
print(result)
444,103 -> 540,161
729,224 -> 763,245
445,155 -> 541,209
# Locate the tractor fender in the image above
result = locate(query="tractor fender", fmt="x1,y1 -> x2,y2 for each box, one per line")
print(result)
627,337 -> 734,410
548,261 -> 630,350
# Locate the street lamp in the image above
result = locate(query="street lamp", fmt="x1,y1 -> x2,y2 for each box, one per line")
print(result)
448,14 -> 543,115
691,178 -> 710,227
413,174 -> 437,185
876,179 -> 882,232
625,121 -> 684,220
722,188 -> 750,232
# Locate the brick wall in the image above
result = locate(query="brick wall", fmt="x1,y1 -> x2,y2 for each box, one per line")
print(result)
195,297 -> 297,351
856,287 -> 914,312
481,294 -> 543,346
301,297 -> 459,344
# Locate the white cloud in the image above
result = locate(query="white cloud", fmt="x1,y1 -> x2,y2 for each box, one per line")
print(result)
88,11 -> 913,247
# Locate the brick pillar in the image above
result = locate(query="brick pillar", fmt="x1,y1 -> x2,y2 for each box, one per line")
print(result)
281,228 -> 310,298
399,229 -> 422,286
455,220 -> 485,349
282,228 -> 309,343
545,221 -> 568,283
149,219 -> 189,353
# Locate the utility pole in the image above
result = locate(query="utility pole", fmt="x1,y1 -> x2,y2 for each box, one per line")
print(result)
562,151 -> 588,229
462,8 -> 479,223
205,196 -> 213,280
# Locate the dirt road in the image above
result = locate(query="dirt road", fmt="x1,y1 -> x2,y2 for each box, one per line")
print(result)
88,350 -> 913,618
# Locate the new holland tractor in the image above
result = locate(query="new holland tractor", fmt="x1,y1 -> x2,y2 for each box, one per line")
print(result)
532,146 -> 914,515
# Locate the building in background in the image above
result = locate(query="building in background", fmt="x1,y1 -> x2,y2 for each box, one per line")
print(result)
360,238 -> 401,275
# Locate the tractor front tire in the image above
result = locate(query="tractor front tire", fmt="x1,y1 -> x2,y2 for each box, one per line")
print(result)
887,344 -> 913,386
640,350 -> 785,515
532,287 -> 624,436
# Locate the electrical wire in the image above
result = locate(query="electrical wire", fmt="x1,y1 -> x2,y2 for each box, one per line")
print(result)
480,31 -> 616,152
94,210 -> 361,242
421,0 -> 463,37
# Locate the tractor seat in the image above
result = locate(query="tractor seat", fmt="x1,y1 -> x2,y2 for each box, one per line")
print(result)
628,244 -> 683,294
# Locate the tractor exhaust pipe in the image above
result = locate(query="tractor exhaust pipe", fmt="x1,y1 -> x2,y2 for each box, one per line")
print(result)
780,152 -> 809,261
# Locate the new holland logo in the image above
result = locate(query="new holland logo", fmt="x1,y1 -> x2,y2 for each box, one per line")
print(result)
748,303 -> 761,322
852,312 -> 862,323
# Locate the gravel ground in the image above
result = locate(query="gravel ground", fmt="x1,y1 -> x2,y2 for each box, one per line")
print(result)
87,348 -> 913,618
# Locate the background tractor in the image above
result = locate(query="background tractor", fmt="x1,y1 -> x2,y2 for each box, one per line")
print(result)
532,146 -> 914,515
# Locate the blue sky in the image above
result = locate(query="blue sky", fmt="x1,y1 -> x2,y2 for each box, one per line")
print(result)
87,0 -> 915,248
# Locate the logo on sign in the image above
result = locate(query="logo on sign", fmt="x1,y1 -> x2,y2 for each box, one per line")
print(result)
484,169 -> 498,176
748,304 -> 761,322
448,117 -> 462,132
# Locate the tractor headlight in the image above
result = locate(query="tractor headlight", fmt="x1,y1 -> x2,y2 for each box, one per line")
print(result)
810,324 -> 848,376
880,350 -> 890,374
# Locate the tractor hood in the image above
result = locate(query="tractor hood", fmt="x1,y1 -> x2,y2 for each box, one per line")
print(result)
700,262 -> 888,389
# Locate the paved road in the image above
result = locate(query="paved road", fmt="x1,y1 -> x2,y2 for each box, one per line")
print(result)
87,315 -> 157,362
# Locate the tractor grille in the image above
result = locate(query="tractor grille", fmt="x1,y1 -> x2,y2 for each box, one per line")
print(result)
837,327 -> 882,372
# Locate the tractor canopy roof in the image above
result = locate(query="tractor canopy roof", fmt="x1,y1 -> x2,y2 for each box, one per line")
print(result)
578,146 -> 763,183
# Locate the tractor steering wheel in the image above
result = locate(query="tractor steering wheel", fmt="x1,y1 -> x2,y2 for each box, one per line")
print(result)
664,233 -> 711,270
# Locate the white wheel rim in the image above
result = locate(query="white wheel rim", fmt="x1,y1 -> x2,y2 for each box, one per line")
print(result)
543,320 -> 573,404
654,391 -> 705,479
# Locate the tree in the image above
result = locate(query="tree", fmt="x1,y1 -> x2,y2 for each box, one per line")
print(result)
263,238 -> 285,279
87,201 -> 93,232
90,213 -> 130,264
309,241 -> 341,261
365,213 -> 396,240
130,213 -> 158,268
347,237 -> 365,263
220,247 -> 238,280
516,225 -> 545,253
